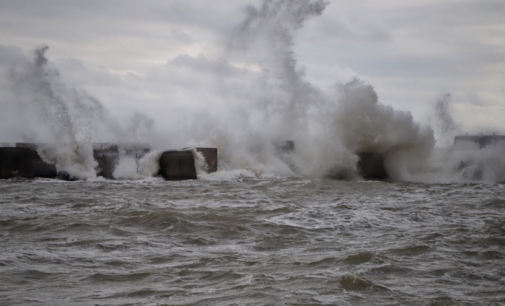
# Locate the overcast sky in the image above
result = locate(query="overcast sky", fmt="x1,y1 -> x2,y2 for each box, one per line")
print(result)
1,0 -> 504,136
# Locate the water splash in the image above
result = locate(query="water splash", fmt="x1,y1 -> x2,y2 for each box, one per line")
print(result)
432,93 -> 461,147
3,46 -> 106,178
3,0 -> 500,183
0,46 -> 156,179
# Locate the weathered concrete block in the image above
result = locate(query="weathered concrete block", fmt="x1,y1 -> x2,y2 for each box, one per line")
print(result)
92,143 -> 151,179
159,150 -> 197,180
93,143 -> 119,179
0,147 -> 35,179
196,148 -> 218,173
33,158 -> 57,178
357,152 -> 389,180
16,143 -> 57,178
273,140 -> 299,174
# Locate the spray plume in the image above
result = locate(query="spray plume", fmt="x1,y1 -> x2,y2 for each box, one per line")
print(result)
432,93 -> 461,146
7,0 -> 489,182
0,46 -> 156,178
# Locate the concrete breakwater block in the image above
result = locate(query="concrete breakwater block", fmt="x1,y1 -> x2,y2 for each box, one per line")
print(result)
93,143 -> 151,179
356,152 -> 389,180
195,148 -> 218,173
93,143 -> 119,179
10,142 -> 151,180
273,140 -> 299,174
159,150 -> 197,180
0,147 -> 35,179
16,143 -> 57,178
274,140 -> 295,154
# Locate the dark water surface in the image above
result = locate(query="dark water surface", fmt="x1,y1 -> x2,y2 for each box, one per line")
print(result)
1,178 -> 504,305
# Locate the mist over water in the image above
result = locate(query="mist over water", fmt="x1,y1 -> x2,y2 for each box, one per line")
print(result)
0,0 -> 502,183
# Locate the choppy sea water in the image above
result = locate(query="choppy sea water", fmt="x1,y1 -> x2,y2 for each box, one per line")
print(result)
1,178 -> 504,306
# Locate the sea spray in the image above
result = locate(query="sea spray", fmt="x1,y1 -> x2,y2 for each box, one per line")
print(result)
189,148 -> 208,176
36,142 -> 98,179
2,1 -> 493,183
431,93 -> 461,147
137,151 -> 163,178
0,47 -> 105,178
330,79 -> 435,181
113,156 -> 141,180
453,141 -> 505,182
113,146 -> 142,180
198,0 -> 330,177
0,46 -> 158,179
417,140 -> 505,183
229,0 -> 328,136
216,0 -> 435,180
0,0 -> 435,182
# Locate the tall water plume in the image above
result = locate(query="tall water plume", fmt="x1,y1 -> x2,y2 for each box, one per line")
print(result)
203,0 -> 436,180
229,0 -> 327,136
0,46 -> 152,178
431,93 -> 461,147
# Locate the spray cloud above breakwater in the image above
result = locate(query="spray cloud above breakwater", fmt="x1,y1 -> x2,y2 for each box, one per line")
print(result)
1,0 -> 502,182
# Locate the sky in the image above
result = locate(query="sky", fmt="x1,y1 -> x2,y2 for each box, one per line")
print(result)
1,0 -> 504,140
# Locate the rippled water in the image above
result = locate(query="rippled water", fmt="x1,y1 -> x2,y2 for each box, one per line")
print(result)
1,178 -> 504,305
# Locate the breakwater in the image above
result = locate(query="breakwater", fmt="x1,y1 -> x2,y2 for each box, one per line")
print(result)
454,135 -> 505,148
0,143 -> 217,180
0,140 -> 391,180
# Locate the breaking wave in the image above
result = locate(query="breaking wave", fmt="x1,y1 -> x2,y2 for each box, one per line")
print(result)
0,0 -> 501,183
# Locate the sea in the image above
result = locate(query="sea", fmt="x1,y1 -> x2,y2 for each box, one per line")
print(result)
1,177 -> 504,306
1,0 -> 504,304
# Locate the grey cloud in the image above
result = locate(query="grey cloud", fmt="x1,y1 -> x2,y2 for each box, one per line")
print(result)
313,15 -> 392,42
0,45 -> 26,65
464,92 -> 490,107
55,58 -> 122,88
170,54 -> 248,76
387,0 -> 505,28
171,30 -> 193,45
352,50 -> 505,78
0,0 -> 253,35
